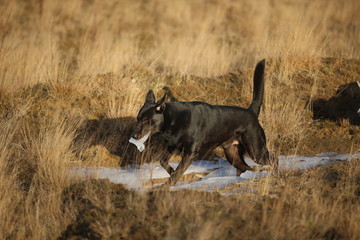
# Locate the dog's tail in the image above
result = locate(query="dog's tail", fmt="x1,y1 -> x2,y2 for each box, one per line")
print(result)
248,59 -> 265,117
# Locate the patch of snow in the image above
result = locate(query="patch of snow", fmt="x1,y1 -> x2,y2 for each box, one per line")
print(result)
70,152 -> 360,192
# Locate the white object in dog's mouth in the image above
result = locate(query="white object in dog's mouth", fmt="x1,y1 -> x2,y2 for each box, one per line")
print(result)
129,132 -> 151,152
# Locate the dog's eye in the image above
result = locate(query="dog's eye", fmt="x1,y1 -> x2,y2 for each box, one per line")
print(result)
142,119 -> 150,124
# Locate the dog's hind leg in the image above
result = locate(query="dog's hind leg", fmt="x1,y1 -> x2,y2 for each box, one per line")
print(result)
223,141 -> 252,176
243,126 -> 279,171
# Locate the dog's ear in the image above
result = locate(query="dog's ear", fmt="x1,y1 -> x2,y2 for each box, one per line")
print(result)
155,93 -> 166,113
145,90 -> 156,103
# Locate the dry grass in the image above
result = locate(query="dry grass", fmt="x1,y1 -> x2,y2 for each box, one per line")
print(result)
0,0 -> 359,239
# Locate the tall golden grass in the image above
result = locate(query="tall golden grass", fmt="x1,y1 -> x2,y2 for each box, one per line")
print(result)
0,0 -> 359,239
1,0 -> 359,87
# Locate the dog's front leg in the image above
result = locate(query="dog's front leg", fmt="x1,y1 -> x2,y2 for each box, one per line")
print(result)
162,153 -> 194,187
159,152 -> 175,176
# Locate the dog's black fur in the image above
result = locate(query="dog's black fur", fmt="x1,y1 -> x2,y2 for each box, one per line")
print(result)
132,60 -> 278,187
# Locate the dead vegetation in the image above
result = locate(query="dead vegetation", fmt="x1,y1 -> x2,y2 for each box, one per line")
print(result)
59,161 -> 360,240
0,0 -> 359,239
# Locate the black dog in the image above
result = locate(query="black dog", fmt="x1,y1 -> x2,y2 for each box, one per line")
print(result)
131,60 -> 278,187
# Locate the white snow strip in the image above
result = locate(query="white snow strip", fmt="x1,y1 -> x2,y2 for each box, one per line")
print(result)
70,152 -> 360,191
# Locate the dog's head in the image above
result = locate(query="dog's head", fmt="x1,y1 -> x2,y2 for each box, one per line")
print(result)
131,90 -> 166,140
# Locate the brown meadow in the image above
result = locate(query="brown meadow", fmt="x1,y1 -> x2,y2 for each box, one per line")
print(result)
0,0 -> 359,239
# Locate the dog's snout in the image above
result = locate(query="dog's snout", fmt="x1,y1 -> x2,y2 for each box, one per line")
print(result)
131,131 -> 141,140
131,123 -> 142,139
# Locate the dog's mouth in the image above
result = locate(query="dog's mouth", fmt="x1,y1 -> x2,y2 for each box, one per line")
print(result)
129,132 -> 151,152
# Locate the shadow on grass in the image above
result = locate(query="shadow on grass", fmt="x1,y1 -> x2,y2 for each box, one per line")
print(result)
311,82 -> 360,125
74,117 -> 168,167
74,117 -> 140,166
